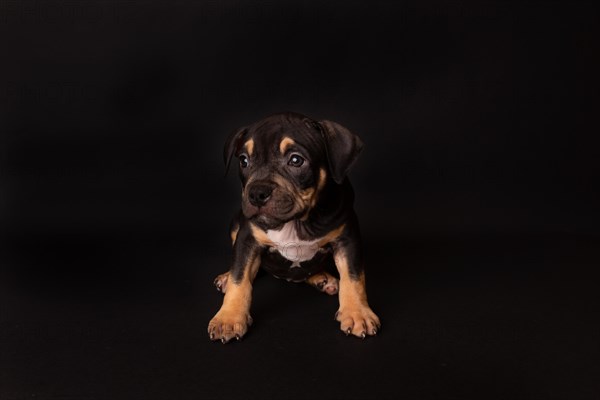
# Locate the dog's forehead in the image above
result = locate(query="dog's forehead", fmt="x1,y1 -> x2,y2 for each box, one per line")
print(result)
247,116 -> 323,155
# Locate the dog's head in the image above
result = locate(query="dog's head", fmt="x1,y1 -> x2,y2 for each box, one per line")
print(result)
224,112 -> 363,229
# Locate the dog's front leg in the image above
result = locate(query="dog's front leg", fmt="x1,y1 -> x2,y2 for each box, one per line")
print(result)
333,219 -> 381,338
208,224 -> 261,343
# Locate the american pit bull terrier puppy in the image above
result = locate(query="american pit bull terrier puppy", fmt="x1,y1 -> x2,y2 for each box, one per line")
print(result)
208,112 -> 380,343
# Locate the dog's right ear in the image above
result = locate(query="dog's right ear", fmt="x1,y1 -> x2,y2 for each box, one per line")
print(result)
318,120 -> 364,184
223,127 -> 247,175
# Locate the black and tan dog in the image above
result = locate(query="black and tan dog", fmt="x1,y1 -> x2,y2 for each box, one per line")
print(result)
208,112 -> 380,343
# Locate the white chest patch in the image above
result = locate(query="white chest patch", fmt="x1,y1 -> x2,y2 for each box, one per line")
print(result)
266,222 -> 322,263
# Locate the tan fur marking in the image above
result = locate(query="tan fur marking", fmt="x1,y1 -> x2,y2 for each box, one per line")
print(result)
317,168 -> 327,192
299,168 -> 327,217
224,253 -> 260,304
279,137 -> 295,154
244,139 -> 254,156
317,224 -> 346,247
306,271 -> 339,295
220,279 -> 252,313
306,273 -> 325,287
299,187 -> 315,203
333,248 -> 380,337
338,269 -> 368,307
311,168 -> 327,208
250,223 -> 275,246
230,224 -> 239,245
334,249 -> 368,308
208,252 -> 261,342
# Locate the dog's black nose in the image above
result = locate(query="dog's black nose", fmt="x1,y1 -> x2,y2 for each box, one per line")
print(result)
248,183 -> 275,207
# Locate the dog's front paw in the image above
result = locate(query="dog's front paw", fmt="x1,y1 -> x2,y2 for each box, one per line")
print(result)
335,305 -> 380,339
208,309 -> 253,344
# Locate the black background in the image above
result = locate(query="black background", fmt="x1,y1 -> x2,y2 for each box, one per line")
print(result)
1,1 -> 599,399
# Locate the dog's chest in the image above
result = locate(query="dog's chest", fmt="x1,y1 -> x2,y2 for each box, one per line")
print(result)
266,222 -> 322,263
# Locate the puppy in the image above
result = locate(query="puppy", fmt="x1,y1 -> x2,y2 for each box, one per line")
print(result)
208,112 -> 380,343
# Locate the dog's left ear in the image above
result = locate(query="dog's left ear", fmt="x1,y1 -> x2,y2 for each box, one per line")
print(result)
318,120 -> 364,184
223,126 -> 247,175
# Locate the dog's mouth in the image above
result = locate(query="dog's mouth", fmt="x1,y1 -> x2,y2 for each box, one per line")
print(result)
241,190 -> 304,229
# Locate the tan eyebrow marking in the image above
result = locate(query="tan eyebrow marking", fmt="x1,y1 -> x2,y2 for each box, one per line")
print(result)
244,139 -> 254,156
279,137 -> 295,154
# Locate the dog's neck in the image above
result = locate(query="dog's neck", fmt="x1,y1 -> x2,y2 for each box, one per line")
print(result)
291,179 -> 354,240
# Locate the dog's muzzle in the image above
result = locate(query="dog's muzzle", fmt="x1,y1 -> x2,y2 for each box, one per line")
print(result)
242,181 -> 299,224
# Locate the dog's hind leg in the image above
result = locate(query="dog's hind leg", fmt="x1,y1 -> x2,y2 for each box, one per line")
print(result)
214,272 -> 230,293
213,216 -> 241,294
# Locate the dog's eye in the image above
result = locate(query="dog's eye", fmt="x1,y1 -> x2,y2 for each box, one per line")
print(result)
288,154 -> 305,167
239,155 -> 249,168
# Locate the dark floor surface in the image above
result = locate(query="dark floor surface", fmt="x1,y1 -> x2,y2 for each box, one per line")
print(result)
1,0 -> 599,398
1,232 -> 598,400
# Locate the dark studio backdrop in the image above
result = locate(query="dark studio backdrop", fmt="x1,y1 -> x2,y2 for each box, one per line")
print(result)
1,1 -> 599,399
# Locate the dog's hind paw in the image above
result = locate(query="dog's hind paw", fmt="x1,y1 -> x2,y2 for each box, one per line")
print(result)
307,272 -> 339,295
213,272 -> 230,294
